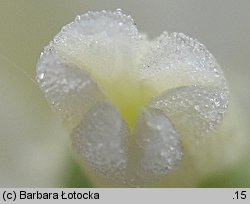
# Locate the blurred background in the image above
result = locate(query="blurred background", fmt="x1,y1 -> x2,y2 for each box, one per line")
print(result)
0,0 -> 249,187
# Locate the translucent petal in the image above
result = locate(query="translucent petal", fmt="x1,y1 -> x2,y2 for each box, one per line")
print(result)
72,102 -> 129,181
135,108 -> 183,180
150,85 -> 229,140
36,49 -> 103,130
139,32 -> 227,93
49,9 -> 142,81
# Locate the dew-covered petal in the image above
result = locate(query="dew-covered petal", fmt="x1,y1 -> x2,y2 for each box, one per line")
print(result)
36,49 -> 103,130
135,108 -> 183,180
49,9 -> 143,82
150,85 -> 229,139
72,102 -> 129,181
139,32 -> 227,93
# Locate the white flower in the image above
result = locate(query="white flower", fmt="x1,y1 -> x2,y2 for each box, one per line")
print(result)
36,9 -> 230,186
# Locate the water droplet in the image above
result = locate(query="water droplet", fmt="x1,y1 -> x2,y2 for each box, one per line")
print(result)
39,72 -> 45,80
75,15 -> 81,21
194,105 -> 200,111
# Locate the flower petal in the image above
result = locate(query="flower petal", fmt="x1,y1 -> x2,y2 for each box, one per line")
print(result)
150,85 -> 229,140
72,102 -> 129,182
135,108 -> 183,181
36,49 -> 103,130
139,32 -> 228,93
49,9 -> 142,81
